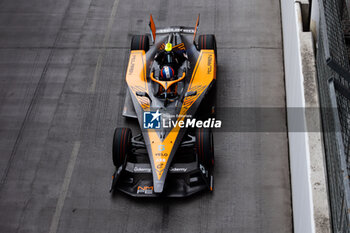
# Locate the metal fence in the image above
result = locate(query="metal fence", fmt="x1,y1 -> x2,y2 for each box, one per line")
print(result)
316,0 -> 350,232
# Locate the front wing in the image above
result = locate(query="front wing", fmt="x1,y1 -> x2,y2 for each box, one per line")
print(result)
111,160 -> 211,197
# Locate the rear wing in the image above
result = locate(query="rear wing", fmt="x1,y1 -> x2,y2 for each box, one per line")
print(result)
148,14 -> 200,43
193,14 -> 200,42
149,14 -> 156,43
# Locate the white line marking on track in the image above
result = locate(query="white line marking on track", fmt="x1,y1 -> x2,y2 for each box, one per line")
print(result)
89,0 -> 120,93
48,141 -> 81,233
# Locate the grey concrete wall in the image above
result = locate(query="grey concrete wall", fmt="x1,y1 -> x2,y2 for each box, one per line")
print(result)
281,1 -> 331,233
310,0 -> 320,39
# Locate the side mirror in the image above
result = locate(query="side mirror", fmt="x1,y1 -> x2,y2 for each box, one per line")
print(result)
184,91 -> 197,97
136,91 -> 152,102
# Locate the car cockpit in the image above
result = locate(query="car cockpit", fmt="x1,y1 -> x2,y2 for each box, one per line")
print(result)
150,33 -> 189,101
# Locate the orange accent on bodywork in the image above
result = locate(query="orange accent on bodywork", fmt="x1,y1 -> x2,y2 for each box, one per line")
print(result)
125,51 -> 150,110
193,14 -> 200,42
180,50 -> 216,115
173,43 -> 186,51
137,186 -> 153,191
148,126 -> 185,180
150,72 -> 186,91
149,14 -> 156,42
159,42 -> 185,51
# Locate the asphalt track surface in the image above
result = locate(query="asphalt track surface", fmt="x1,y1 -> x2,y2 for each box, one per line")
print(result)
0,0 -> 292,232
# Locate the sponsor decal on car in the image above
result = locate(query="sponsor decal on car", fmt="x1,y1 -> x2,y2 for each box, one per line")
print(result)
156,28 -> 195,34
158,144 -> 165,151
207,54 -> 213,74
134,167 -> 152,173
169,167 -> 188,173
128,55 -> 136,75
137,186 -> 153,194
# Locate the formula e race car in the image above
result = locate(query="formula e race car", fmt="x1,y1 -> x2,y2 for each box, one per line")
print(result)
110,15 -> 217,197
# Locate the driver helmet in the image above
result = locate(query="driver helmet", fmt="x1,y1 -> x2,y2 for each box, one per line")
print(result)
161,66 -> 175,80
164,43 -> 175,64
165,42 -> 172,52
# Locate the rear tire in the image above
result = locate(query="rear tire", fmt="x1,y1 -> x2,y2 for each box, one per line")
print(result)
112,128 -> 132,167
195,128 -> 214,170
197,34 -> 217,59
130,35 -> 149,52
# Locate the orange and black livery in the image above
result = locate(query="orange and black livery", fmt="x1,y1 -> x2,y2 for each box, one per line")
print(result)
110,15 -> 217,197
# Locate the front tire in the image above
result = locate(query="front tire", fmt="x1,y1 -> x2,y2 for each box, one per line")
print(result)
195,128 -> 214,170
112,128 -> 132,167
197,34 -> 217,59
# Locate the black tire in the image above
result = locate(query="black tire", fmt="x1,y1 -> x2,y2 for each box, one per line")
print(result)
130,35 -> 149,52
195,128 -> 214,169
112,128 -> 132,167
199,84 -> 217,120
197,34 -> 217,59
